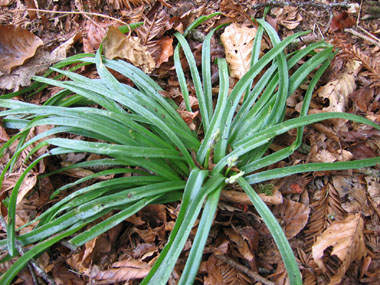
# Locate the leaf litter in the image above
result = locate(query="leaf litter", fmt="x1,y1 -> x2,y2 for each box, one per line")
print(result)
1,0 -> 380,284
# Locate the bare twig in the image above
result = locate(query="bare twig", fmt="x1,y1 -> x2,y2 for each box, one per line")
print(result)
252,0 -> 351,10
215,254 -> 275,285
24,8 -> 129,26
345,28 -> 380,48
0,216 -> 56,285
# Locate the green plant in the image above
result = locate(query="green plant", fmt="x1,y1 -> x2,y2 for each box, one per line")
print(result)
1,14 -> 379,284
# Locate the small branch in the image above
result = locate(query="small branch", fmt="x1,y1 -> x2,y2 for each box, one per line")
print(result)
0,216 -> 56,285
215,254 -> 275,285
252,0 -> 351,10
345,28 -> 380,48
24,8 -> 129,26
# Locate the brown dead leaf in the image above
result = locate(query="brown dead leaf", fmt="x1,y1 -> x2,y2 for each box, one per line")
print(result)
156,36 -> 173,68
224,228 -> 254,263
0,25 -> 43,74
329,12 -> 356,33
91,259 -> 150,282
273,199 -> 310,239
103,26 -> 155,73
312,213 -> 367,284
350,87 -> 374,112
0,119 -> 9,142
220,23 -> 257,80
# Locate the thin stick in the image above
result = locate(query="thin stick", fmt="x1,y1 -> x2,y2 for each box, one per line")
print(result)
24,8 -> 129,26
0,216 -> 56,285
345,28 -> 380,48
252,0 -> 351,10
215,254 -> 275,285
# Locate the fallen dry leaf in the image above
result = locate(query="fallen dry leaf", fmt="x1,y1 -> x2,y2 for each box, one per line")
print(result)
220,23 -> 257,80
258,188 -> 283,205
312,213 -> 367,284
311,149 -> 353,163
271,7 -> 302,30
0,119 -> 9,142
156,36 -> 173,68
329,12 -> 356,33
0,35 -> 76,90
365,176 -> 380,208
316,59 -> 361,130
224,228 -> 254,263
0,25 -> 43,74
103,26 -> 155,73
273,199 -> 310,239
90,259 -> 150,282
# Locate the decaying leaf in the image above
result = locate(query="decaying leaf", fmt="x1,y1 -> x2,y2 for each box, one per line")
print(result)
155,36 -> 173,67
316,59 -> 361,130
91,259 -> 151,282
0,119 -> 9,142
0,35 -> 76,90
273,199 -> 310,239
0,0 -> 11,7
312,213 -> 367,284
311,149 -> 353,163
224,228 -> 254,263
271,7 -> 302,30
220,23 -> 257,80
329,12 -> 356,33
103,26 -> 155,73
365,176 -> 380,208
0,25 -> 43,74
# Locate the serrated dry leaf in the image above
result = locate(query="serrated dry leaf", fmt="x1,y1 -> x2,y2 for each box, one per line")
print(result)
220,23 -> 257,80
316,60 -> 361,130
273,199 -> 310,239
312,213 -> 367,285
103,26 -> 155,73
0,25 -> 43,74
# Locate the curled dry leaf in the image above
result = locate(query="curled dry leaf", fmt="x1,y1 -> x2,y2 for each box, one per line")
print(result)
224,228 -> 254,263
271,7 -> 302,30
103,26 -> 155,73
312,213 -> 367,285
220,23 -> 257,80
273,199 -> 310,239
0,25 -> 43,74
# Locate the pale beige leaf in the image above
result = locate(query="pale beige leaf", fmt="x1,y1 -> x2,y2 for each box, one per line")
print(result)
273,199 -> 310,239
312,213 -> 367,285
311,149 -> 353,163
220,23 -> 257,79
16,174 -> 37,204
103,26 -> 155,73
258,188 -> 283,205
316,60 -> 361,130
91,259 -> 150,281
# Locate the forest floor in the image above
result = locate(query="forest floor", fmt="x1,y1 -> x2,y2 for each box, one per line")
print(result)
0,0 -> 380,284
